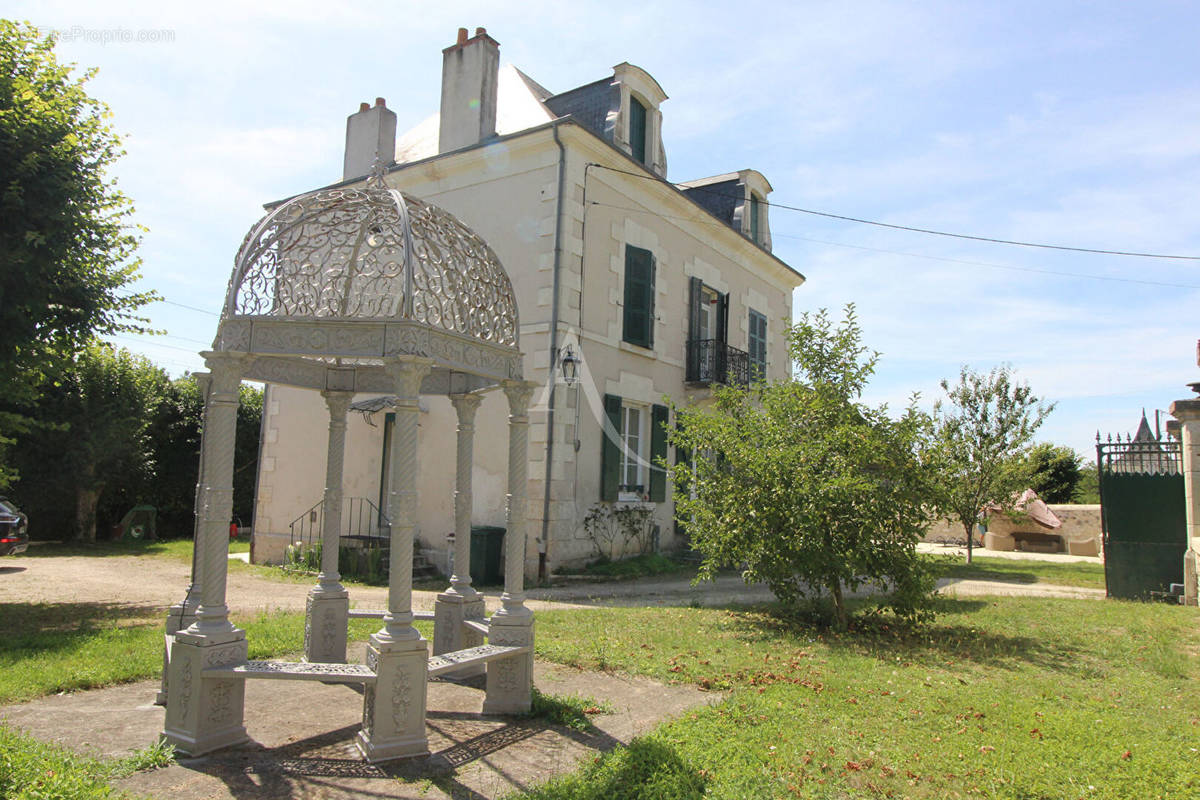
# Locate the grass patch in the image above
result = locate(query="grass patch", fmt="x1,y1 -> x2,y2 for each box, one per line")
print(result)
931,554 -> 1107,589
23,536 -> 249,561
0,724 -> 174,798
557,553 -> 696,581
527,688 -> 613,732
526,598 -> 1200,799
0,597 -> 429,705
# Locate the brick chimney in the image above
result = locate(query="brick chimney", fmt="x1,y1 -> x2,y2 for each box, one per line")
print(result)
438,27 -> 500,153
343,96 -> 397,181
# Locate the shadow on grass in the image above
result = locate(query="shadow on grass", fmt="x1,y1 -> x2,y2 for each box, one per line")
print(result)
0,565 -> 26,574
725,597 -> 1085,675
0,601 -> 163,658
519,737 -> 706,800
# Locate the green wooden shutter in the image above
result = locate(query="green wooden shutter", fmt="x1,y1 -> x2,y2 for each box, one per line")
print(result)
750,194 -> 761,242
717,292 -> 729,344
601,394 -> 622,501
630,96 -> 647,164
623,246 -> 654,348
649,404 -> 669,502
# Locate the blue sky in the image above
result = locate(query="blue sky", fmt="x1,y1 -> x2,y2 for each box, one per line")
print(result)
11,1 -> 1200,460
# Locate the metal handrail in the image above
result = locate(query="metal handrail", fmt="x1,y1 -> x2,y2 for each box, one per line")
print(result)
685,339 -> 750,387
288,497 -> 392,551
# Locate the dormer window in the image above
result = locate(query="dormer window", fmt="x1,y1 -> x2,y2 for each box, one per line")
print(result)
629,96 -> 648,164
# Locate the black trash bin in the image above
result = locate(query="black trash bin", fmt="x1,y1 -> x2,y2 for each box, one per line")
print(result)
470,525 -> 506,586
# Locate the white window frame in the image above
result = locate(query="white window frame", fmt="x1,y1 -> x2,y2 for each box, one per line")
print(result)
619,402 -> 649,501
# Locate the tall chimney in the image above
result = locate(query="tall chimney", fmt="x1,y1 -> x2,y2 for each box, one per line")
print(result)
438,27 -> 500,153
343,96 -> 397,181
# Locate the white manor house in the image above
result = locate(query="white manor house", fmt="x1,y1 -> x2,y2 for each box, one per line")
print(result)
249,27 -> 806,579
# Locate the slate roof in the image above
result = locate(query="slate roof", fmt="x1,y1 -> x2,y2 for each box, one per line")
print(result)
543,78 -> 618,140
680,179 -> 743,226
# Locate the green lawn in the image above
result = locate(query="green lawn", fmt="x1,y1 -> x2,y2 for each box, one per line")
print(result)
24,536 -> 249,560
930,554 -> 1107,590
556,553 -> 698,581
0,601 -> 411,705
525,598 -> 1199,799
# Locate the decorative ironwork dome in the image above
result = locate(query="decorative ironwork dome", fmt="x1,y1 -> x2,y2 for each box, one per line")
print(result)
224,168 -> 519,348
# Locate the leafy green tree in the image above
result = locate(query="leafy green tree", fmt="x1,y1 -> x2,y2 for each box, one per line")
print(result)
10,343 -> 168,540
143,376 -> 263,537
932,366 -> 1053,563
670,306 -> 938,630
1023,443 -> 1082,504
0,21 -> 154,488
1074,461 -> 1101,504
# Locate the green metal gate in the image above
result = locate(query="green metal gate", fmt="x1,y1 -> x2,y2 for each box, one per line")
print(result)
1096,434 -> 1186,599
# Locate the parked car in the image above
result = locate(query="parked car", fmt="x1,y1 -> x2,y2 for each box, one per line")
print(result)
0,498 -> 29,556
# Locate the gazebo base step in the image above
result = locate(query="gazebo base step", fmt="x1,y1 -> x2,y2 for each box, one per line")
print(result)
427,644 -> 528,678
203,660 -> 376,685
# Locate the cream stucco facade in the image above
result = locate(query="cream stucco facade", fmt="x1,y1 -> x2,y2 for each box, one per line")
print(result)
251,30 -> 805,578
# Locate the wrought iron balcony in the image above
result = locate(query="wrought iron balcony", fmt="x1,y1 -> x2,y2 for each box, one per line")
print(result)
686,339 -> 750,387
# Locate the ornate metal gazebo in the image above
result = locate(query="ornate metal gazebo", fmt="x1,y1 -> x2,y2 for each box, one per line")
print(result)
161,166 -> 537,763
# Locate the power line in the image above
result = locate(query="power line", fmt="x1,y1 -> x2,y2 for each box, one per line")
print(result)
589,163 -> 1200,261
115,288 -> 221,317
587,199 -> 1200,291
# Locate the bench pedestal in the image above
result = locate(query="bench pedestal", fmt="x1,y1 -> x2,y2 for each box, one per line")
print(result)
304,589 -> 350,664
356,633 -> 430,763
162,630 -> 249,757
483,613 -> 533,715
434,591 -> 486,676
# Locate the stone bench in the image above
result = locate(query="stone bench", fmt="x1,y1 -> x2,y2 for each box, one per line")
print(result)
203,660 -> 377,685
427,644 -> 529,679
347,609 -> 435,621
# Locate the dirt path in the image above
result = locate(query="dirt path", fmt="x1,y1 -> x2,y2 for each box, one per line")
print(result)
0,554 -> 589,618
0,552 -> 1104,621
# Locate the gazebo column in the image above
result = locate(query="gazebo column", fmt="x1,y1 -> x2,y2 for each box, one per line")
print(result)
434,392 -> 485,669
164,352 -> 251,756
358,356 -> 433,763
484,379 -> 537,714
1170,394 -> 1200,606
304,390 -> 354,663
157,372 -> 212,705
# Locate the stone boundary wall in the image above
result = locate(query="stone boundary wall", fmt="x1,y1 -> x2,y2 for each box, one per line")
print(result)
922,504 -> 1103,556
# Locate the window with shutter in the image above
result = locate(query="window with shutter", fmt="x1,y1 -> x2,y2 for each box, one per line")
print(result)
629,96 -> 648,164
622,245 -> 655,349
750,193 -> 762,242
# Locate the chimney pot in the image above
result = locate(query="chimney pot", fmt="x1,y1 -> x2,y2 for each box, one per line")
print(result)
475,27 -> 486,36
457,27 -> 468,45
375,97 -> 386,107
358,102 -> 370,112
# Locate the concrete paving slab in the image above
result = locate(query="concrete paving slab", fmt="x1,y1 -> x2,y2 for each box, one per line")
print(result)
1,645 -> 720,800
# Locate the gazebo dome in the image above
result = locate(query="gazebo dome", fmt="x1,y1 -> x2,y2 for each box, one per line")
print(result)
224,169 -> 519,348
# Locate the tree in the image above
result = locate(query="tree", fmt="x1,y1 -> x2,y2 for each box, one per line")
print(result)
1074,461 -> 1101,504
0,22 -> 154,489
1023,443 -> 1082,504
670,306 -> 938,630
932,366 -> 1053,563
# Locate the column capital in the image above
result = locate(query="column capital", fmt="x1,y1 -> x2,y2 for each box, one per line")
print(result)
1170,398 -> 1200,423
450,392 -> 484,425
202,351 -> 253,395
385,356 -> 434,398
321,389 -> 355,419
502,379 -> 538,416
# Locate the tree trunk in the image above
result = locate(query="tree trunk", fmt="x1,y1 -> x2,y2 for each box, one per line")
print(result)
75,486 -> 101,542
829,578 -> 848,631
963,519 -> 975,564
